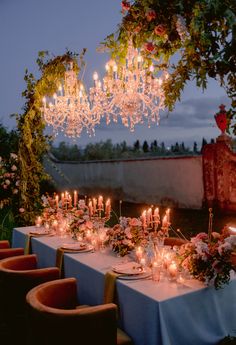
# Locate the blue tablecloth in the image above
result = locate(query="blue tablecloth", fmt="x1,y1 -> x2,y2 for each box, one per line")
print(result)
13,227 -> 236,345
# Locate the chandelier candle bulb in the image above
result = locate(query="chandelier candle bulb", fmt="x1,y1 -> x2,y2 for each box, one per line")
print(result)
98,195 -> 103,210
93,198 -> 97,213
61,193 -> 65,208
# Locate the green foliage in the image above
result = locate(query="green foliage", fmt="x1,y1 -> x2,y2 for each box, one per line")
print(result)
51,138 -> 201,162
15,50 -> 85,225
0,124 -> 19,158
102,0 -> 236,134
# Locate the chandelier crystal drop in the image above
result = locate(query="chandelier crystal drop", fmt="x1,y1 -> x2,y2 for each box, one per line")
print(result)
41,62 -> 101,138
90,42 -> 168,132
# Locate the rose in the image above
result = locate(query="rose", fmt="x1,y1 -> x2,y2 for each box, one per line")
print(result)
13,189 -> 18,194
11,165 -> 17,171
154,24 -> 166,36
145,9 -> 156,22
121,1 -> 131,12
19,208 -> 25,213
144,42 -> 155,52
134,24 -> 142,33
129,217 -> 142,227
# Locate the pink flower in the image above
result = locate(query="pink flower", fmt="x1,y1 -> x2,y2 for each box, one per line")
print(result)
129,218 -> 142,227
145,9 -> 156,22
19,208 -> 25,213
154,24 -> 166,36
3,184 -> 8,189
15,180 -> 20,187
13,189 -> 18,194
212,232 -> 221,239
11,165 -> 17,171
133,24 -> 142,33
144,42 -> 155,52
4,173 -> 11,178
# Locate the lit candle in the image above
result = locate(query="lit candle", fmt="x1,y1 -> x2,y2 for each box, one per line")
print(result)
86,230 -> 92,242
135,246 -> 143,262
52,220 -> 58,230
228,226 -> 236,235
98,195 -> 103,210
55,195 -> 59,209
147,208 -> 152,227
93,198 -> 97,213
154,207 -> 160,223
162,215 -> 168,228
68,195 -> 72,209
168,262 -> 178,278
166,209 -> 170,224
61,193 -> 65,208
73,190 -> 78,208
105,198 -> 111,218
141,210 -> 147,228
88,201 -> 93,217
35,216 -> 42,228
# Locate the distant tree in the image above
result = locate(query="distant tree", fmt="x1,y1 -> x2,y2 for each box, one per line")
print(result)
160,142 -> 166,153
173,142 -> 180,153
142,140 -> 149,152
193,142 -> 198,153
133,139 -> 140,151
180,142 -> 186,153
121,141 -> 128,153
200,138 -> 208,153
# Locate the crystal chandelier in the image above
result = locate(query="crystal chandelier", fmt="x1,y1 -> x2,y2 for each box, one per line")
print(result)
41,62 -> 101,138
90,42 -> 168,132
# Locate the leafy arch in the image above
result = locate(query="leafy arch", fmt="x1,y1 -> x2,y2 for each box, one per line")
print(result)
16,50 -> 86,225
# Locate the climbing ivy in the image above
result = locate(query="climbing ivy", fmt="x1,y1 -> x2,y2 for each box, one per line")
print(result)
16,50 -> 86,225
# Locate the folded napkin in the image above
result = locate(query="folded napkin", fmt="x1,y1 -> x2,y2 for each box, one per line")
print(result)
55,248 -> 65,278
103,271 -> 120,304
24,234 -> 34,255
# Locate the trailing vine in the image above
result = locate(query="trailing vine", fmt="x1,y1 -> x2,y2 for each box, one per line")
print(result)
101,0 -> 236,134
16,50 -> 86,225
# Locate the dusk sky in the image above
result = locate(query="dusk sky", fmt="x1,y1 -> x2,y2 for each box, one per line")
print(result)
0,0 -> 233,148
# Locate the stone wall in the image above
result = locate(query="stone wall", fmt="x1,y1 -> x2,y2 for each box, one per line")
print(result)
44,154 -> 204,209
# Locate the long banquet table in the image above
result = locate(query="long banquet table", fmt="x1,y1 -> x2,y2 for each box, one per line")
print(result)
12,227 -> 236,345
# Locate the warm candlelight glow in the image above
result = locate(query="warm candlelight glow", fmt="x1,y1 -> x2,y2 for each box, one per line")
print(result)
228,226 -> 236,234
73,190 -> 78,208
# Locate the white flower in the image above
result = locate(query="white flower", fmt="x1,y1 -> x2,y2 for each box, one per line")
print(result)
218,242 -> 232,255
124,227 -> 132,239
5,179 -> 10,185
15,180 -> 20,187
10,153 -> 18,160
78,200 -> 86,209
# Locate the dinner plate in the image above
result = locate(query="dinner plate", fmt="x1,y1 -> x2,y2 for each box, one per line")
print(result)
60,242 -> 94,253
112,261 -> 144,275
29,229 -> 52,236
118,272 -> 151,280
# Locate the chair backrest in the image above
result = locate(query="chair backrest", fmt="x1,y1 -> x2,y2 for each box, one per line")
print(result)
0,254 -> 60,322
26,278 -> 118,345
0,240 -> 10,249
0,247 -> 24,260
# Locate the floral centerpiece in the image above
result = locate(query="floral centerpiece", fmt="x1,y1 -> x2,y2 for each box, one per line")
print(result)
105,217 -> 148,256
178,228 -> 236,289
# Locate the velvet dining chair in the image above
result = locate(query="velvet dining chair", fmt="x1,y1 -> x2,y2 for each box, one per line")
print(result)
26,277 -> 133,345
0,254 -> 60,344
0,240 -> 10,249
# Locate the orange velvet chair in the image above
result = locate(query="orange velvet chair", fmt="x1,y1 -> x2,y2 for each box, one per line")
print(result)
0,240 -> 10,249
0,247 -> 24,260
0,254 -> 60,344
26,277 -> 133,345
